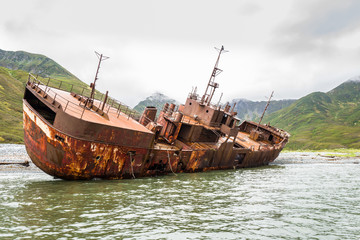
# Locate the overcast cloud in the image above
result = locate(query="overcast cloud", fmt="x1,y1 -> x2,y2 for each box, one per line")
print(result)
1,0 -> 360,106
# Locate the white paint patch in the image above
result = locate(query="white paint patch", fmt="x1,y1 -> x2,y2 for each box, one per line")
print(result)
90,143 -> 97,152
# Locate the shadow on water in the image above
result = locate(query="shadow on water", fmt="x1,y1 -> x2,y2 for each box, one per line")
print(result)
13,166 -> 281,207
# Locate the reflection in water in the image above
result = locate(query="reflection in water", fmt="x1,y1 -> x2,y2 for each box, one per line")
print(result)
0,152 -> 360,239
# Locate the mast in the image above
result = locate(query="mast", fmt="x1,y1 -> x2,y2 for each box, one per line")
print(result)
201,45 -> 228,106
256,91 -> 274,130
89,51 -> 109,103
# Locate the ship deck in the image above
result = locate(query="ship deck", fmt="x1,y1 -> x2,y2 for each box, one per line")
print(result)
38,85 -> 153,134
235,132 -> 269,149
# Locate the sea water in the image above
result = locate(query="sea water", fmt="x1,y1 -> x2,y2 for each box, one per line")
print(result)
0,144 -> 359,239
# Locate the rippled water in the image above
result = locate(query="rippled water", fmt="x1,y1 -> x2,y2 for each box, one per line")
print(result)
1,145 -> 360,239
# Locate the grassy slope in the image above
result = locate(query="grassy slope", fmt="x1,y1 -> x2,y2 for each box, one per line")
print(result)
0,49 -> 92,143
0,67 -> 29,143
0,49 -> 87,88
0,67 -> 67,143
264,81 -> 360,150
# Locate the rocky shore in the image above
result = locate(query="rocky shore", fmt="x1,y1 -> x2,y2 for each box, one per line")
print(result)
0,144 -> 40,172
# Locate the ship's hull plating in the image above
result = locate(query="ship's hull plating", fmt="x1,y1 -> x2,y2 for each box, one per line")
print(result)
24,101 -> 283,180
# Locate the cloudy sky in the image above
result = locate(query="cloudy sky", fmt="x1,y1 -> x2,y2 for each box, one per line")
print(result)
1,0 -> 360,106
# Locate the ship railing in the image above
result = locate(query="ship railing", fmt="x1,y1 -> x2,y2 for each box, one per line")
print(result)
28,74 -> 86,118
104,100 -> 141,120
27,74 -> 140,120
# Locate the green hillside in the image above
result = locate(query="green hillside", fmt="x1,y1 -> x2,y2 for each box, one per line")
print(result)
0,67 -> 30,143
264,80 -> 360,150
0,49 -> 91,143
0,49 -> 86,87
1,48 -> 359,150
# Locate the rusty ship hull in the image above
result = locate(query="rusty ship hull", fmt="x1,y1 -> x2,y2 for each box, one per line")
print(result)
23,81 -> 288,180
23,48 -> 289,180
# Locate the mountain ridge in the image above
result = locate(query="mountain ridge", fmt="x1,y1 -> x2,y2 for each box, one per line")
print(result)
1,48 -> 358,150
0,49 -> 86,87
263,79 -> 360,149
133,92 -> 180,115
230,98 -> 296,121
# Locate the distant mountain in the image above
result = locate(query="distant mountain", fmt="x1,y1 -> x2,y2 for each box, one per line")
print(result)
2,48 -> 359,150
0,49 -> 89,143
0,49 -> 86,87
133,93 -> 294,121
263,79 -> 360,150
230,98 -> 296,121
133,92 -> 180,115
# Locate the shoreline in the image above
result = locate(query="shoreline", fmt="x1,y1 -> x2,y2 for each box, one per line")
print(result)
282,148 -> 360,158
0,144 -> 359,174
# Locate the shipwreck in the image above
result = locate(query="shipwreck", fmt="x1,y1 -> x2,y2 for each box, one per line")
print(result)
23,46 -> 289,180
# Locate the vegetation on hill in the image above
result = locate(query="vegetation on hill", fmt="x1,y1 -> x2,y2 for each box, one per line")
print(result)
1,48 -> 359,151
0,67 -> 29,143
264,80 -> 360,150
0,49 -> 92,143
0,49 -> 86,87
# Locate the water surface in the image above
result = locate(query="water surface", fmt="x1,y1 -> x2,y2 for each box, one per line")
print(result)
1,145 -> 359,239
